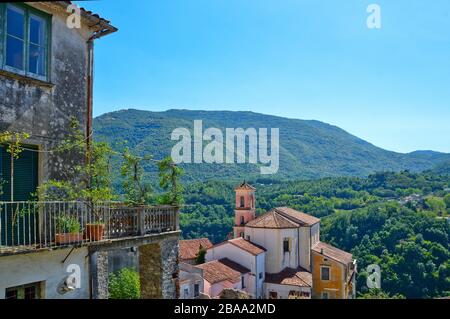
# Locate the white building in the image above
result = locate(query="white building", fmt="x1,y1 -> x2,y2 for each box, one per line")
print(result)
206,237 -> 266,298
199,181 -> 356,299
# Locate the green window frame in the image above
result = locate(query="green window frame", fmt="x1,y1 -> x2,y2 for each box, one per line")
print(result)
0,3 -> 51,81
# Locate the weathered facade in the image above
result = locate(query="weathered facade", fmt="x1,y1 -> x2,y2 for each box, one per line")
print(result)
0,2 -> 180,299
0,2 -> 116,187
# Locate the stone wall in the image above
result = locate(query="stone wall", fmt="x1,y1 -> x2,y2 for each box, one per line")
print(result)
139,237 -> 179,299
0,3 -> 93,182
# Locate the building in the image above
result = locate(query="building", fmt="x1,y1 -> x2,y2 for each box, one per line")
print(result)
311,242 -> 356,299
201,181 -> 356,299
178,238 -> 213,299
179,238 -> 212,264
179,262 -> 204,299
206,237 -> 266,298
195,258 -> 251,298
0,2 -> 179,299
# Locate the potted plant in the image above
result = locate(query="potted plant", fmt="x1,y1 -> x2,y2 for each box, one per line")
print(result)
85,220 -> 105,241
55,216 -> 83,245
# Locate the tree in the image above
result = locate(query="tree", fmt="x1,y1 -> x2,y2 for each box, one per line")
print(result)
195,244 -> 207,264
37,118 -> 115,205
425,197 -> 446,216
358,289 -> 405,299
121,148 -> 153,205
108,268 -> 140,299
158,156 -> 184,206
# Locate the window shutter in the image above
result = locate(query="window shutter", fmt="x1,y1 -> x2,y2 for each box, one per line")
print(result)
0,146 -> 38,246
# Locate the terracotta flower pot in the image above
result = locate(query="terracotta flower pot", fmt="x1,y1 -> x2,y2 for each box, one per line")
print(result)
55,233 -> 83,245
85,223 -> 105,241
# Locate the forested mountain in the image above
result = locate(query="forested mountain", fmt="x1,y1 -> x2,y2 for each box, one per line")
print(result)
94,109 -> 450,182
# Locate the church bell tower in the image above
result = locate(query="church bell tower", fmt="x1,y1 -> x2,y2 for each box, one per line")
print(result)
233,181 -> 256,238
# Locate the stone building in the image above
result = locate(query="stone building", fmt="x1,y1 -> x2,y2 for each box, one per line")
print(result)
0,2 -> 180,299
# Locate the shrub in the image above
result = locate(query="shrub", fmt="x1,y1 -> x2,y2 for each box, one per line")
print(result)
108,268 -> 140,299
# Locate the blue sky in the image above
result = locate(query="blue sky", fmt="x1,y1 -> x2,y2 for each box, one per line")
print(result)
79,0 -> 450,153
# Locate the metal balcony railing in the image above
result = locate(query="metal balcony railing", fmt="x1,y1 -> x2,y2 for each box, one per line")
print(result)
0,201 -> 179,254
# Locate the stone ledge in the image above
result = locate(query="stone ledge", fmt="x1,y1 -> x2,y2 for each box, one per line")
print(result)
0,69 -> 54,88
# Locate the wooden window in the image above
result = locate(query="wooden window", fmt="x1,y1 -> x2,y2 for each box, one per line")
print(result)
1,3 -> 51,81
321,266 -> 330,281
5,282 -> 42,299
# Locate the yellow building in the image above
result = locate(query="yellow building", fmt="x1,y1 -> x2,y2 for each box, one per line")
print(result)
311,242 -> 356,299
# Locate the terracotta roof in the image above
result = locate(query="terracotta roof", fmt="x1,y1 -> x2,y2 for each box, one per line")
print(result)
235,181 -> 256,191
245,211 -> 299,229
265,268 -> 312,287
274,207 -> 320,226
196,258 -> 249,284
179,238 -> 213,261
312,242 -> 353,265
227,238 -> 266,255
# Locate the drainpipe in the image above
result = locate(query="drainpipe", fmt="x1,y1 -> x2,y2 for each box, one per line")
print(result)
86,39 -> 94,173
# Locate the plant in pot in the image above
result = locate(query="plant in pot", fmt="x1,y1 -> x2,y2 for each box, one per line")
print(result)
55,215 -> 82,245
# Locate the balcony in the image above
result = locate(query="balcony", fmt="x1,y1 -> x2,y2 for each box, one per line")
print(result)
0,201 -> 179,255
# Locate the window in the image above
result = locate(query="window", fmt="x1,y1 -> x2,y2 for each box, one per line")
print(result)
5,282 -> 41,299
240,196 -> 245,208
259,272 -> 263,279
241,276 -> 245,288
283,238 -> 290,253
240,215 -> 245,225
1,3 -> 50,80
240,232 -> 244,238
194,284 -> 199,298
183,287 -> 189,298
246,235 -> 250,241
321,292 -> 329,299
321,266 -> 330,281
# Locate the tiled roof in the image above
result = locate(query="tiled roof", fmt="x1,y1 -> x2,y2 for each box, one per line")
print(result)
245,211 -> 299,229
274,207 -> 320,226
195,258 -> 249,284
227,238 -> 266,255
235,181 -> 256,191
179,238 -> 213,261
312,242 -> 353,265
265,267 -> 312,287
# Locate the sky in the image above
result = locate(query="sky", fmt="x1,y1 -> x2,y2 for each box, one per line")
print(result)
78,0 -> 450,153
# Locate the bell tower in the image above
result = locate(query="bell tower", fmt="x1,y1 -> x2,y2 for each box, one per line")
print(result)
233,181 -> 256,238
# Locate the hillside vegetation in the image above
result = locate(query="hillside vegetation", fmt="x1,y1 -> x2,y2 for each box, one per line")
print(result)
94,109 -> 450,182
181,170 -> 450,298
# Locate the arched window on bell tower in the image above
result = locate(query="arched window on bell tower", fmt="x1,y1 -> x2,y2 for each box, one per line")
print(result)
240,215 -> 245,225
240,196 -> 245,208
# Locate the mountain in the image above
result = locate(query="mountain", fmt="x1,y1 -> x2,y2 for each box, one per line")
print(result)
93,109 -> 450,183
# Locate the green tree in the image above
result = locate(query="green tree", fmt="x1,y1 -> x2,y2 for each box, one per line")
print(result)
108,268 -> 141,299
195,244 -> 207,264
120,148 -> 153,205
425,197 -> 446,216
358,289 -> 405,299
158,157 -> 184,206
